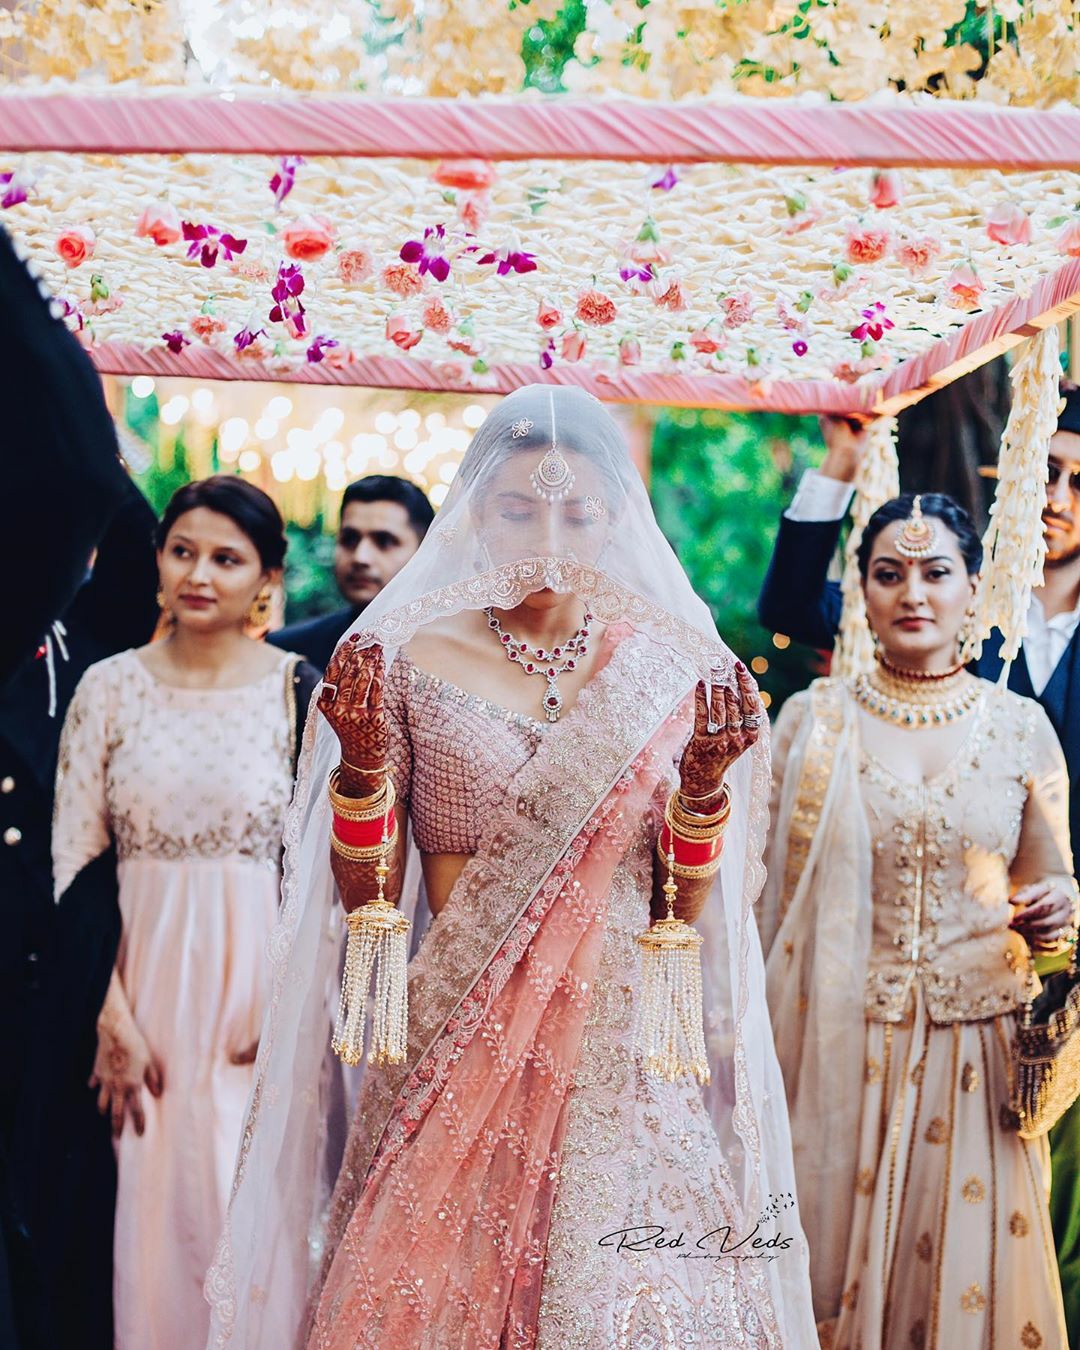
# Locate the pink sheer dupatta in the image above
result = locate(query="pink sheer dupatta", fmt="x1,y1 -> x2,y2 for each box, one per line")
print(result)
308,637 -> 691,1348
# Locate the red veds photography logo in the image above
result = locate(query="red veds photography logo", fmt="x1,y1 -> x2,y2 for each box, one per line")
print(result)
598,1192 -> 798,1262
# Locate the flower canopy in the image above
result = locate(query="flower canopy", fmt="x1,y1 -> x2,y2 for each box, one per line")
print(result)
2,1 -> 1079,413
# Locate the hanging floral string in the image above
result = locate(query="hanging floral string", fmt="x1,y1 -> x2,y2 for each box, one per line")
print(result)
834,416 -> 900,680
962,326 -> 1062,672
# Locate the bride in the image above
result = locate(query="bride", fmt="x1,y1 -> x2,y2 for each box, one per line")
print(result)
206,385 -> 816,1348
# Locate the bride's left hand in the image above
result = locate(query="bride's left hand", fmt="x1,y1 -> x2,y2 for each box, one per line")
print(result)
678,662 -> 766,807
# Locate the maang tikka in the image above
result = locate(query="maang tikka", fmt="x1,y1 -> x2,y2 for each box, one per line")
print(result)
529,391 -> 576,502
895,494 -> 937,559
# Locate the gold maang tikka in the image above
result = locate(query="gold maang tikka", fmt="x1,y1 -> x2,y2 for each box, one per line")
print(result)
895,494 -> 938,560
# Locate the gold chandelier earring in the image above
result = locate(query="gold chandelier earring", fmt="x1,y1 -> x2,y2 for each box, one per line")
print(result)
247,585 -> 272,629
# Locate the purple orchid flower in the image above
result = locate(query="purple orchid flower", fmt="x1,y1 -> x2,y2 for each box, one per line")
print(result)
269,155 -> 304,209
651,167 -> 679,192
162,330 -> 190,354
233,324 -> 266,352
0,169 -> 32,209
181,221 -> 248,269
400,224 -> 451,282
57,296 -> 85,331
476,245 -> 537,276
792,339 -> 809,357
619,262 -> 653,284
539,339 -> 555,370
306,334 -> 339,363
850,301 -> 895,343
268,262 -> 306,331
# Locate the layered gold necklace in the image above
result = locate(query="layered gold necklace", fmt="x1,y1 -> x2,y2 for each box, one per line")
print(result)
852,654 -> 983,729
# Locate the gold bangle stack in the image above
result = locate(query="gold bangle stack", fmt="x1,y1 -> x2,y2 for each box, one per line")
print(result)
656,784 -> 731,879
328,767 -> 398,862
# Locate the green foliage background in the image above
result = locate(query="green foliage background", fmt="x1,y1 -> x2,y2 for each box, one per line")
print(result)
650,409 -> 825,709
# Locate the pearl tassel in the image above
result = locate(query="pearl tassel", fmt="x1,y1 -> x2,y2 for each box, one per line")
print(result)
635,847 -> 710,1085
331,802 -> 410,1067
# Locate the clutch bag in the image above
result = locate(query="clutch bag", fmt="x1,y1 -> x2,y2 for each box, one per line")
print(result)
1010,949 -> 1080,1140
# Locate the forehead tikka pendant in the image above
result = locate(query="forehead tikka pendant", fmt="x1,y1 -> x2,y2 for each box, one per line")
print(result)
530,446 -> 575,502
895,494 -> 938,560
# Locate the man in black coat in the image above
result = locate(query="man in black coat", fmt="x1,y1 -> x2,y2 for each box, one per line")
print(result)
269,474 -> 433,671
757,397 -> 1080,1342
0,226 -> 159,1349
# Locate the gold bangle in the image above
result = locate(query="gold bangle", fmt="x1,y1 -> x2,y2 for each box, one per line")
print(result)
330,819 -> 399,863
328,768 -> 396,822
674,783 -> 732,825
665,794 -> 729,842
340,755 -> 381,778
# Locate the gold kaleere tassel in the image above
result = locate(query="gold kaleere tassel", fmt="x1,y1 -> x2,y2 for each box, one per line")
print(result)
635,847 -> 710,1085
331,783 -> 410,1067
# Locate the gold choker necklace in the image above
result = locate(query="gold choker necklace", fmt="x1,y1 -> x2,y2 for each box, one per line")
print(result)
853,660 -> 982,729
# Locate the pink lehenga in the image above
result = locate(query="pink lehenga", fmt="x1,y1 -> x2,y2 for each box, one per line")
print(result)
206,386 -> 816,1349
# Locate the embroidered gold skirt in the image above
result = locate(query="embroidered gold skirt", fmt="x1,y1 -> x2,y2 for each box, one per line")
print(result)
826,988 -> 1067,1350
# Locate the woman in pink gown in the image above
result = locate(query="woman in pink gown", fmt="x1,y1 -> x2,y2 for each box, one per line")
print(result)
52,477 -> 319,1350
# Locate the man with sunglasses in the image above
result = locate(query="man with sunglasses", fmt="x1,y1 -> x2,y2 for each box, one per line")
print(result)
757,385 -> 1080,1343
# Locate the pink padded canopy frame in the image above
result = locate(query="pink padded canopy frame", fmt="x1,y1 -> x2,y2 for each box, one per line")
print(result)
4,90 -> 1080,409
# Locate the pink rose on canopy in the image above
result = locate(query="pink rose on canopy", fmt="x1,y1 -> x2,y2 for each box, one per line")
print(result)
618,336 -> 641,366
869,170 -> 903,209
986,202 -> 1031,247
135,202 -> 181,246
946,264 -> 985,310
282,215 -> 334,262
690,329 -> 723,355
895,235 -> 941,277
845,225 -> 890,264
433,159 -> 495,192
437,360 -> 467,382
722,291 -> 755,327
1057,219 -> 1080,258
561,331 -> 587,362
55,225 -> 96,269
338,249 -> 373,285
422,297 -> 452,334
576,289 -> 617,326
386,315 -> 423,351
536,300 -> 561,329
382,262 -> 424,297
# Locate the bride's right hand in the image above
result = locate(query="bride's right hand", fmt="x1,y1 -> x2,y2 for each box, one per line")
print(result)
318,636 -> 388,785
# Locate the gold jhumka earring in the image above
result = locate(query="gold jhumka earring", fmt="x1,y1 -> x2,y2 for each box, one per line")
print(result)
247,586 -> 272,629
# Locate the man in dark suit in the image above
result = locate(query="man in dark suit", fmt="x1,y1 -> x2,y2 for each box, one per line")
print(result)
0,225 -> 159,1348
269,474 -> 433,670
757,395 -> 1080,1343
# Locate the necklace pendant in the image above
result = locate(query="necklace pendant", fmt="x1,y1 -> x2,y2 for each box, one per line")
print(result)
543,678 -> 563,723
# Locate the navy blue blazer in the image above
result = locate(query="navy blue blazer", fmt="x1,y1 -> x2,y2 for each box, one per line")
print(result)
268,605 -> 359,674
757,514 -> 1080,872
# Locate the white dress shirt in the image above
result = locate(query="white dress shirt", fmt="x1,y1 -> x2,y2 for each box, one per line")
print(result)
1024,594 -> 1080,696
783,470 -> 1080,695
785,469 -> 855,523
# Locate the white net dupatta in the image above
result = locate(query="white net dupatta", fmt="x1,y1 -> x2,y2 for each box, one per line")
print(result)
205,385 -> 815,1348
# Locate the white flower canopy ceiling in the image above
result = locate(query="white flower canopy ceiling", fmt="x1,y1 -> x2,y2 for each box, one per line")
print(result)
2,0 -> 1080,414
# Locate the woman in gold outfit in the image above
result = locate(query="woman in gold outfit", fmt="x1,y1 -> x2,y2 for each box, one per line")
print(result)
760,492 -> 1076,1349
